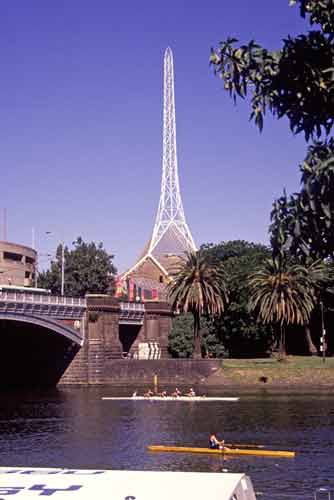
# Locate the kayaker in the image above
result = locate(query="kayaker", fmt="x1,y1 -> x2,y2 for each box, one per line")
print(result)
209,432 -> 225,450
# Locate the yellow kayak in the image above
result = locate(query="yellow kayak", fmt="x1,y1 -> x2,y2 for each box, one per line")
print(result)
148,445 -> 295,458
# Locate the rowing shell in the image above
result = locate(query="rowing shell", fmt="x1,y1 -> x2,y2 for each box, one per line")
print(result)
102,396 -> 239,402
147,445 -> 295,459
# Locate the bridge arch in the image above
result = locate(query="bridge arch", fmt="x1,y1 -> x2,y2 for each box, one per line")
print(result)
0,313 -> 83,346
0,313 -> 82,387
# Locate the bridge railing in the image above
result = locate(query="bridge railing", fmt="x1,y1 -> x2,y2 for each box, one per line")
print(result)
0,292 -> 148,315
120,301 -> 145,313
0,291 -> 86,307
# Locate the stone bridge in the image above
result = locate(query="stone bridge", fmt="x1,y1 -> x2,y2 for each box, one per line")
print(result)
0,291 -> 172,387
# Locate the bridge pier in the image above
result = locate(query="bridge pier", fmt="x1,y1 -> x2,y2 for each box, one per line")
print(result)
60,297 -> 173,385
61,295 -> 122,384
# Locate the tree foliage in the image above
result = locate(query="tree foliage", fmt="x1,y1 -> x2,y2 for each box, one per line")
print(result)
292,0 -> 334,33
202,241 -> 273,357
210,1 -> 334,356
248,258 -> 329,354
38,237 -> 117,297
211,2 -> 334,141
270,141 -> 334,261
168,314 -> 194,358
167,250 -> 228,358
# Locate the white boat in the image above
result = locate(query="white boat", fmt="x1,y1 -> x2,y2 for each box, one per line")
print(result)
0,467 -> 256,500
101,396 -> 239,401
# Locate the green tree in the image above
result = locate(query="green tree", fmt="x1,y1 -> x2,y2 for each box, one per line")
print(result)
210,1 -> 334,141
269,179 -> 334,354
169,314 -> 222,358
201,241 -> 273,357
210,2 -> 334,261
168,314 -> 194,358
167,250 -> 228,358
210,0 -> 334,355
269,142 -> 334,262
38,237 -> 117,297
248,258 -> 326,356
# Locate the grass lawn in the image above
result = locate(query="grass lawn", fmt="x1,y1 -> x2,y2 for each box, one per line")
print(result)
207,356 -> 334,387
223,356 -> 334,369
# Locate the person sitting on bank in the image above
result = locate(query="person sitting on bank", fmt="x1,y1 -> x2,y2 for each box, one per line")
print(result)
209,432 -> 225,450
172,387 -> 181,397
160,390 -> 168,397
144,389 -> 154,398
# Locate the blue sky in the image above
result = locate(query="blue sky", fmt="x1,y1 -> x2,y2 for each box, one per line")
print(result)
0,1 -> 309,272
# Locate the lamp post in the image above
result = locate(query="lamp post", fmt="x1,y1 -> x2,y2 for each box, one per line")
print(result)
46,232 -> 65,296
61,243 -> 64,296
320,300 -> 326,363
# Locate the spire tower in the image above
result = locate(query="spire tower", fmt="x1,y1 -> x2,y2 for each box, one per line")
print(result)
149,47 -> 196,257
121,48 -> 196,297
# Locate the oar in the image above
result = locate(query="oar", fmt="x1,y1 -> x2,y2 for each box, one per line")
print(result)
223,443 -> 266,449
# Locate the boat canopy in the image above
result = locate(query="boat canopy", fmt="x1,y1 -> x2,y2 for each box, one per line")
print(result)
0,468 -> 256,500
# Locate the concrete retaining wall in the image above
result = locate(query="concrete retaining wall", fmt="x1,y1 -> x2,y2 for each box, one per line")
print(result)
60,358 -> 222,385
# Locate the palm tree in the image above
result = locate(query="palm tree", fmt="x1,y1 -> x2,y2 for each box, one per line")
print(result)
167,250 -> 228,358
248,258 -> 322,357
303,259 -> 334,354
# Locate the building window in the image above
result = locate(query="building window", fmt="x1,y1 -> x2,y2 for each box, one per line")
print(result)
3,252 -> 23,262
25,271 -> 31,279
26,256 -> 35,264
159,275 -> 163,283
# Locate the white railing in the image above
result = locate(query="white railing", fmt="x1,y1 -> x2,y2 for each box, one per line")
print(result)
0,291 -> 86,307
0,293 -> 148,313
120,301 -> 145,313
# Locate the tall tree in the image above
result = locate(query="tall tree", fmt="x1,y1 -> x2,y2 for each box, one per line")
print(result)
210,2 -> 334,261
248,258 -> 327,356
210,1 -> 334,141
270,141 -> 334,262
168,251 -> 228,358
201,241 -> 273,357
168,314 -> 194,358
38,237 -> 117,297
210,1 -> 334,354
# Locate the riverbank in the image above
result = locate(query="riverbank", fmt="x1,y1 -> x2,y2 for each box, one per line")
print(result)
205,356 -> 334,388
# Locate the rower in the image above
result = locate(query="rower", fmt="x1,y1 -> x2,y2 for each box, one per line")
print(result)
209,432 -> 225,450
172,387 -> 181,397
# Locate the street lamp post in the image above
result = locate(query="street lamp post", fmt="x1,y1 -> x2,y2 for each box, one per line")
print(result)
46,232 -> 65,296
320,301 -> 326,363
61,242 -> 65,296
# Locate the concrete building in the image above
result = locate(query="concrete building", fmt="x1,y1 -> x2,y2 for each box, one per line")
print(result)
0,241 -> 37,287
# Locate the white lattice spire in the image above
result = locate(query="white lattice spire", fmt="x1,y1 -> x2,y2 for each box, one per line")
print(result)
149,47 -> 196,257
121,48 -> 195,282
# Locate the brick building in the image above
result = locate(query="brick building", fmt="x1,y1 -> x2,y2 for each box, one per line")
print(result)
0,241 -> 37,287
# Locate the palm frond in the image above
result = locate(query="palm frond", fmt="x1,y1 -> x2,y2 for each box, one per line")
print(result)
248,258 -> 319,326
167,250 -> 228,317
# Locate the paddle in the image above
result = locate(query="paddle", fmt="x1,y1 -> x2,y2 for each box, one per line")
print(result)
223,443 -> 266,449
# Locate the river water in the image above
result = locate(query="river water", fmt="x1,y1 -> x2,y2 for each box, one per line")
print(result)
0,387 -> 333,500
